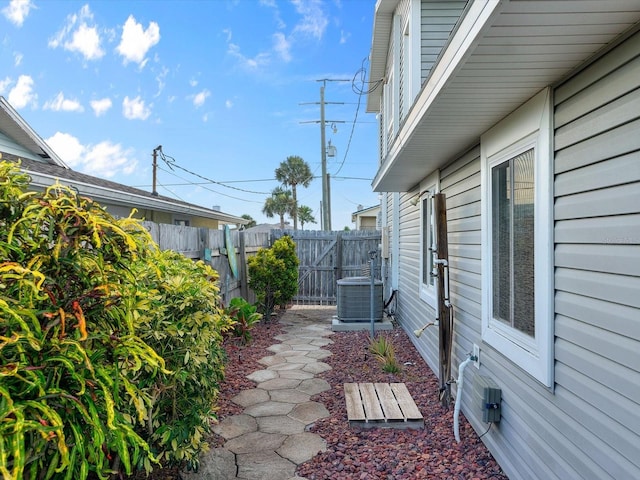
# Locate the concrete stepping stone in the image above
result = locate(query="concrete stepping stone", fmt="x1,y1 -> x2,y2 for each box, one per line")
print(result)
283,355 -> 317,364
269,389 -> 311,403
246,369 -> 278,383
267,343 -> 293,352
277,432 -> 327,465
297,378 -> 331,395
267,362 -> 306,372
213,414 -> 257,440
305,350 -> 332,359
258,355 -> 286,367
224,431 -> 286,454
302,362 -> 332,375
257,377 -> 301,391
232,388 -> 269,408
182,447 -> 236,479
236,450 -> 296,480
244,401 -> 295,417
257,415 -> 306,435
288,401 -> 330,424
278,370 -> 315,381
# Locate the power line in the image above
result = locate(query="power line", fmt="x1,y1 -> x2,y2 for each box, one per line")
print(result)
333,57 -> 382,177
156,165 -> 263,204
157,148 -> 272,195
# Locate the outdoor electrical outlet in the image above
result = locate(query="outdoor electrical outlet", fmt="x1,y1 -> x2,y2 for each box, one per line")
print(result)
473,344 -> 480,369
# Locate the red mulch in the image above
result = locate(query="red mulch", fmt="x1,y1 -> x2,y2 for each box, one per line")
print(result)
139,312 -> 508,479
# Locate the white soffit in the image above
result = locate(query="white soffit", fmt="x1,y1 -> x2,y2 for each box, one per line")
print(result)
373,0 -> 640,192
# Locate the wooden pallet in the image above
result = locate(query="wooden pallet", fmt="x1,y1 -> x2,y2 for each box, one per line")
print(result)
344,382 -> 424,429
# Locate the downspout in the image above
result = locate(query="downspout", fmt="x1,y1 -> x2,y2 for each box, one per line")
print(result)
453,353 -> 477,443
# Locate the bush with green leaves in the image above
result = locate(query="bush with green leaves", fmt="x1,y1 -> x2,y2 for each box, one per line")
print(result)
225,297 -> 262,345
0,161 -> 232,479
247,236 -> 299,318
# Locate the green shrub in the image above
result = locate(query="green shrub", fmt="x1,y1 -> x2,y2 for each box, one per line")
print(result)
225,297 -> 262,345
247,236 -> 299,318
0,161 -> 232,478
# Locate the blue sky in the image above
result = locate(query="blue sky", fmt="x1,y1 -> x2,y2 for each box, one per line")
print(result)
1,0 -> 379,229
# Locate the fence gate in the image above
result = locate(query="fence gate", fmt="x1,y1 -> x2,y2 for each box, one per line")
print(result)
272,230 -> 382,305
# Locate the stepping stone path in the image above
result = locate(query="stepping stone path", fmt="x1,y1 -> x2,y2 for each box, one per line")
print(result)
184,307 -> 334,480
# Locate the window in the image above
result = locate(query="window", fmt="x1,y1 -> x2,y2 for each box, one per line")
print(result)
481,88 -> 553,387
419,171 -> 439,308
174,219 -> 190,226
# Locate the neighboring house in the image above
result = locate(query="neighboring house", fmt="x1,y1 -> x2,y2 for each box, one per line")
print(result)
0,97 -> 247,229
368,1 -> 640,479
351,204 -> 381,230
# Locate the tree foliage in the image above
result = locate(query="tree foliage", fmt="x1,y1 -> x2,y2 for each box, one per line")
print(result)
297,205 -> 316,230
0,161 -> 232,479
274,156 -> 312,230
262,187 -> 295,229
247,236 -> 299,318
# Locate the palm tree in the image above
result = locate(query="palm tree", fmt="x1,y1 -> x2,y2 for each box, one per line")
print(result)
297,205 -> 316,231
274,155 -> 313,230
240,214 -> 257,229
262,187 -> 295,229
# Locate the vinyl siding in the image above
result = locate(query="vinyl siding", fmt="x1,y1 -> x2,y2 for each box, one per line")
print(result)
390,26 -> 640,480
420,1 -> 468,83
551,28 -> 640,479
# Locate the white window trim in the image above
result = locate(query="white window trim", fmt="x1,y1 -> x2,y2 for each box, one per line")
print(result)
480,87 -> 554,388
419,170 -> 440,309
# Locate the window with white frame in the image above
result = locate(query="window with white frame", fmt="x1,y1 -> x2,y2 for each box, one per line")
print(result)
481,88 -> 553,387
419,171 -> 439,308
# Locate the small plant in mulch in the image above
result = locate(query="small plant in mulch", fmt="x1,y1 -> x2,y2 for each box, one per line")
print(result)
225,297 -> 263,345
368,334 -> 402,374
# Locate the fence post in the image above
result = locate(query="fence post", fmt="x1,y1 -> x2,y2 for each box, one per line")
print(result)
239,230 -> 248,300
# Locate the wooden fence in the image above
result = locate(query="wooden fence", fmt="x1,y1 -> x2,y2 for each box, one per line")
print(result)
143,222 -> 270,304
144,223 -> 382,306
272,229 -> 382,305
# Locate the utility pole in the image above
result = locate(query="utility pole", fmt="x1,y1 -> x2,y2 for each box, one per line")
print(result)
319,83 -> 330,230
300,79 -> 349,231
151,145 -> 162,196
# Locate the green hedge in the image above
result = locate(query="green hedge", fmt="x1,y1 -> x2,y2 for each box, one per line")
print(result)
0,161 -> 233,479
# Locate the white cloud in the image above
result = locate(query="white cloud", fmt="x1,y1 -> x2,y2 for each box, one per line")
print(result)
47,132 -> 138,178
13,52 -> 22,66
0,77 -> 11,94
116,15 -> 160,66
292,0 -> 328,40
44,92 -> 84,113
46,132 -> 84,167
85,141 -> 137,177
155,66 -> 169,96
2,0 -> 34,27
192,89 -> 210,108
340,29 -> 350,44
8,74 -> 36,109
273,32 -> 291,62
227,43 -> 270,70
225,99 -> 233,109
90,97 -> 112,116
122,95 -> 151,120
48,5 -> 104,61
189,79 -> 198,87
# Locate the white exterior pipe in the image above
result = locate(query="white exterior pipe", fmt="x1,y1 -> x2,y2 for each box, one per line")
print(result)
454,356 -> 474,442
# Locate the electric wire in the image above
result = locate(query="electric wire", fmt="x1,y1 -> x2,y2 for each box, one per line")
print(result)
478,423 -> 492,439
333,57 -> 383,177
156,165 -> 263,204
158,149 -> 271,195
